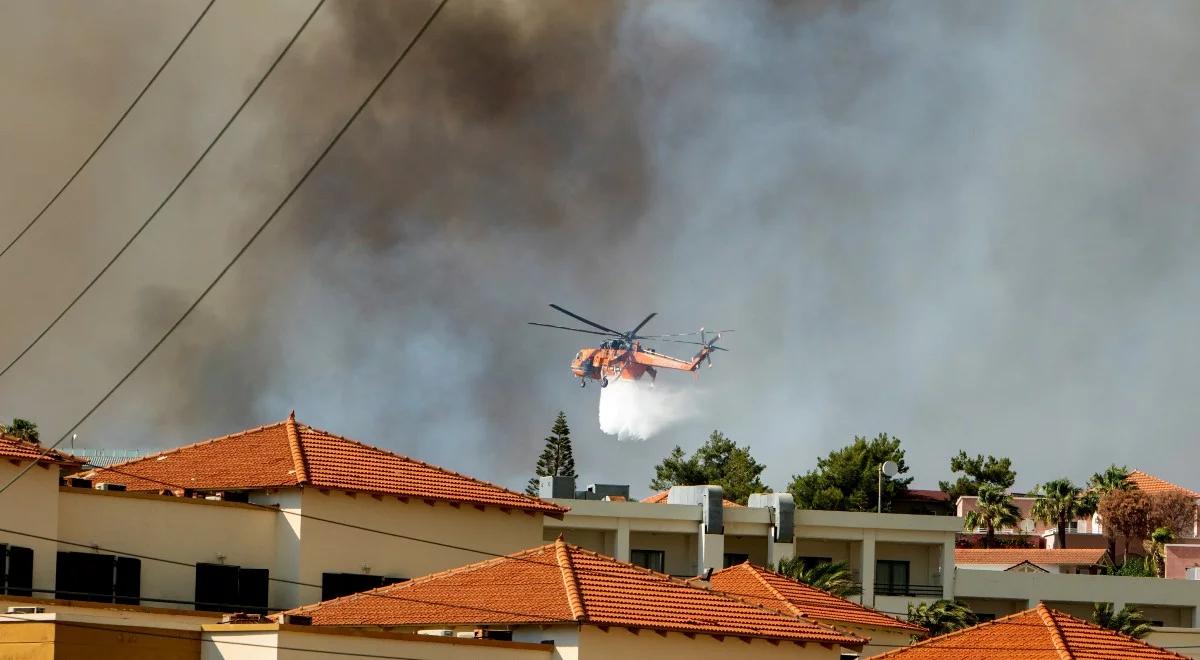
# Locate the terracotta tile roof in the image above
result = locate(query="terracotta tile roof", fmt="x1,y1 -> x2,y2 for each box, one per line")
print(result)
1128,470 -> 1200,499
80,413 -> 565,515
954,549 -> 1110,567
709,563 -> 925,634
286,539 -> 864,646
0,434 -> 83,467
870,603 -> 1188,659
640,490 -> 744,507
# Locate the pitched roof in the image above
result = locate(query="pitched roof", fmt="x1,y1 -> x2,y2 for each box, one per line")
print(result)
871,603 -> 1188,659
80,413 -> 565,515
709,563 -> 925,634
0,434 -> 83,467
954,549 -> 1110,567
285,539 -> 864,645
1128,470 -> 1200,499
640,490 -> 744,508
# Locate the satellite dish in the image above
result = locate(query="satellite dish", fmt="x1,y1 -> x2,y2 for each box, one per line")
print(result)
881,460 -> 899,478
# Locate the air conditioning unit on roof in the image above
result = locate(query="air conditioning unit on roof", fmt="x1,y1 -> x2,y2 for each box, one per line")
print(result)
418,629 -> 455,637
7,607 -> 45,614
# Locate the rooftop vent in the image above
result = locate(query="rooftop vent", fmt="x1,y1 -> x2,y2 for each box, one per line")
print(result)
93,483 -> 126,492
6,606 -> 45,614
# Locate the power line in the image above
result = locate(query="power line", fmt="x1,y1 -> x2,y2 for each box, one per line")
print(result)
13,0 -> 447,457
0,0 -> 324,383
0,0 -> 216,262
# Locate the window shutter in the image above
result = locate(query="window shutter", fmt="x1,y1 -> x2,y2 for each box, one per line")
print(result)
237,568 -> 269,615
5,546 -> 33,597
56,552 -> 114,602
195,563 -> 239,612
114,556 -> 141,605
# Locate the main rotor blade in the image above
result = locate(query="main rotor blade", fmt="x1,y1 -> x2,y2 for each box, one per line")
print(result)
548,304 -> 624,336
649,338 -> 729,351
628,312 -> 657,337
528,322 -> 615,337
638,329 -> 736,339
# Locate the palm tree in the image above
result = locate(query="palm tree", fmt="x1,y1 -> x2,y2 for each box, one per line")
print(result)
775,558 -> 860,598
1088,464 -> 1133,493
1088,465 -> 1132,559
906,600 -> 978,637
1145,527 -> 1175,578
1092,602 -> 1152,639
963,484 -> 1020,548
1032,478 -> 1096,549
0,418 -> 38,443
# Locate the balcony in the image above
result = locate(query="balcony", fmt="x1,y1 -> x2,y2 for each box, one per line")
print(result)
860,582 -> 943,598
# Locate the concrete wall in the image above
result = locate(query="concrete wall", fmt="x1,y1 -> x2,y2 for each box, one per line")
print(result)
628,531 -> 696,576
0,620 -> 53,660
57,489 -> 277,609
0,461 -> 61,595
576,625 -> 846,660
293,489 -> 545,605
958,597 -> 1028,620
823,623 -> 914,658
724,535 -> 768,566
55,622 -> 198,660
956,568 -> 1200,620
1145,628 -> 1200,660
1166,544 -> 1200,580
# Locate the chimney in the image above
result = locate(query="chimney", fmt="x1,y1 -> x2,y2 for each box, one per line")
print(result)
539,475 -> 576,500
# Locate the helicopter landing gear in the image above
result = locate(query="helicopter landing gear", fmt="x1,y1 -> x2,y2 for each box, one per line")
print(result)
580,379 -> 587,388
601,378 -> 609,388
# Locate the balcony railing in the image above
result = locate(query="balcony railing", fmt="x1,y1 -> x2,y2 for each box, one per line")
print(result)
871,582 -> 943,597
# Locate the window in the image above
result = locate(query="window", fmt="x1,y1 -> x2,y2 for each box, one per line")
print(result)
976,613 -> 996,623
320,572 -> 406,601
875,560 -> 910,596
195,563 -> 269,614
629,550 -> 665,573
1,545 -> 33,597
723,553 -> 749,568
55,552 -> 140,604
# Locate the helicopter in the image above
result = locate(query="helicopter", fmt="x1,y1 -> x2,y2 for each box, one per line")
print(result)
529,304 -> 729,388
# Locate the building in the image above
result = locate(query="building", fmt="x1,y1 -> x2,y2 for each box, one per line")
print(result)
542,480 -> 962,616
953,548 -> 1111,574
266,538 -> 865,660
0,414 -> 565,615
709,561 -> 926,656
868,603 -> 1189,659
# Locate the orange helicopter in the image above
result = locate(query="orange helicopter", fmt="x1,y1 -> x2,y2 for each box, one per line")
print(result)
530,304 -> 729,388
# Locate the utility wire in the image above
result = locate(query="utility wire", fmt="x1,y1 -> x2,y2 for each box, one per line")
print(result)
0,0 -> 324,382
0,0 -> 216,262
8,0 -> 447,457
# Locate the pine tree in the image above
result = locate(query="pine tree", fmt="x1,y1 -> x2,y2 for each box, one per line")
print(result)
526,412 -> 577,495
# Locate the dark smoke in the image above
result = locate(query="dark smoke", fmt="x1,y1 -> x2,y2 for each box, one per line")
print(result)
5,1 -> 1200,496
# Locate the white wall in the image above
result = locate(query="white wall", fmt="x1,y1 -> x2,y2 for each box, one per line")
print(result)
0,462 -> 63,596
577,625 -> 846,660
56,489 -> 277,610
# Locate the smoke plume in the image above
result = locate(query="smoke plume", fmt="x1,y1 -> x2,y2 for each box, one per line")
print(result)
4,1 -> 1200,497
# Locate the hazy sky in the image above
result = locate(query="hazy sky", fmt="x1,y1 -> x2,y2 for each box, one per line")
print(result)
3,0 -> 1200,497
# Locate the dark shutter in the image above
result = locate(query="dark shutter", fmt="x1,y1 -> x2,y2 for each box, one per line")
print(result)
114,556 -> 140,605
321,572 -> 404,601
56,552 -> 113,602
6,546 -> 33,597
195,563 -> 239,612
237,568 -> 269,615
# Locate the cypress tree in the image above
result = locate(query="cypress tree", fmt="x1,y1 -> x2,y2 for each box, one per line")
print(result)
526,412 -> 577,496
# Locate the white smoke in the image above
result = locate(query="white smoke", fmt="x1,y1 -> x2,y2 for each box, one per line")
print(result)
597,377 -> 702,442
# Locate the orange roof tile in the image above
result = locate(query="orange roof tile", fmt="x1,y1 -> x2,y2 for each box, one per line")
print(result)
80,414 -> 565,515
640,490 -> 744,507
285,539 -> 864,645
870,603 -> 1188,659
1128,470 -> 1200,499
954,549 -> 1110,567
709,563 -> 925,634
0,434 -> 83,467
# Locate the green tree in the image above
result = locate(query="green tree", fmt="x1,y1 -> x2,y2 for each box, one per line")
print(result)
0,418 -> 38,443
939,451 -> 1016,502
775,558 -> 860,598
1031,478 -> 1096,550
788,433 -> 913,512
906,600 -> 977,637
525,412 -> 577,496
963,484 -> 1021,548
649,431 -> 767,505
1092,602 -> 1152,639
